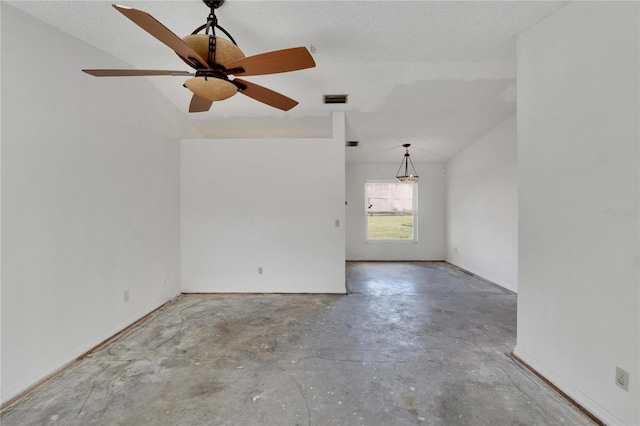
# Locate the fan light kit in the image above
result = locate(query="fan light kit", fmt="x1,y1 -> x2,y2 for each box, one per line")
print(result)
395,144 -> 419,183
82,0 -> 316,113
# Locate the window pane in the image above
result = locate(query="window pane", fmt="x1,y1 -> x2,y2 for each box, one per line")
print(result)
367,213 -> 414,239
365,181 -> 416,240
366,182 -> 413,213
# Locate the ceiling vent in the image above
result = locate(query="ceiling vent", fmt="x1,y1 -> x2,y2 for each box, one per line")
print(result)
346,141 -> 359,147
324,94 -> 348,104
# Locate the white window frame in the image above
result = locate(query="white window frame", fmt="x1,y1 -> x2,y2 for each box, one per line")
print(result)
364,180 -> 418,243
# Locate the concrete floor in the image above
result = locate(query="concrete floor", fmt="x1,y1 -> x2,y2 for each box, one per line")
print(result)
2,262 -> 594,425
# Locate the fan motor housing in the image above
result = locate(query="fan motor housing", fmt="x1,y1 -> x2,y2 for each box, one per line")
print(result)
202,0 -> 225,9
182,35 -> 245,66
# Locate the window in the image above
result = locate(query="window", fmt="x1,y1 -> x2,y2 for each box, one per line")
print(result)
365,181 -> 417,241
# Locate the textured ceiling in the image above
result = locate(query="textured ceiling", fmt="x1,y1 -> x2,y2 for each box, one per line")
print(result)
8,0 -> 568,163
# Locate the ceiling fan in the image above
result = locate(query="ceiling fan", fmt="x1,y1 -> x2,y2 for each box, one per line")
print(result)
82,0 -> 316,112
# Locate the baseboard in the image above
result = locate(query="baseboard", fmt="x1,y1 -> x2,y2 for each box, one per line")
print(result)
510,350 -> 621,425
181,291 -> 347,295
346,259 -> 446,262
1,297 -> 176,410
444,260 -> 517,294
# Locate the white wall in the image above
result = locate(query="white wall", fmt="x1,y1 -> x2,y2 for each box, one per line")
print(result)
346,163 -> 445,261
515,2 -> 639,425
181,116 -> 345,293
1,4 -> 196,403
445,115 -> 518,292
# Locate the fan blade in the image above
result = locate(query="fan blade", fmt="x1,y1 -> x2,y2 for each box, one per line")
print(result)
189,95 -> 214,113
234,78 -> 298,111
83,69 -> 193,77
112,4 -> 210,69
224,47 -> 315,76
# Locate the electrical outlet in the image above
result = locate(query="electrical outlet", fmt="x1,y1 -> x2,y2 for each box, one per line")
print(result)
124,290 -> 130,303
258,267 -> 263,275
616,367 -> 629,391
335,219 -> 340,227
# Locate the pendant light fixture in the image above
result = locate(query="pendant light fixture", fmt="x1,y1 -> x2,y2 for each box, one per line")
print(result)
395,143 -> 419,183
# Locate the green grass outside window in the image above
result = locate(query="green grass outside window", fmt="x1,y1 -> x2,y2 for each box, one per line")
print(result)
367,214 -> 413,239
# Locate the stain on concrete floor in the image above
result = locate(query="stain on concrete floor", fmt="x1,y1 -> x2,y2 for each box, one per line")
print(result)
1,262 -> 594,425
